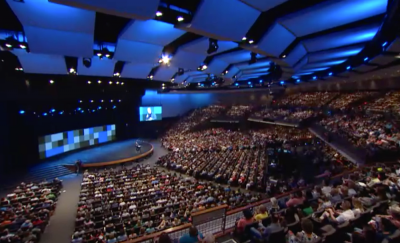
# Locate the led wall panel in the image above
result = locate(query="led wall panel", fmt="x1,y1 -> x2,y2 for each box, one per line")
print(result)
38,124 -> 116,159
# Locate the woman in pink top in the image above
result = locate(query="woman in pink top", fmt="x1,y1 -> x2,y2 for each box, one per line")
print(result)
286,191 -> 305,207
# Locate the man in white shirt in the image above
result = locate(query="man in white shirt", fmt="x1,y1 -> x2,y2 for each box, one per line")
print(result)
329,200 -> 354,224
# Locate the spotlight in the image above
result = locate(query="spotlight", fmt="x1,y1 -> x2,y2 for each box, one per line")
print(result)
259,80 -> 263,83
281,55 -> 286,58
177,16 -> 184,22
156,11 -> 163,17
90,100 -> 94,103
296,79 -> 300,83
69,68 -> 75,73
242,37 -> 247,41
207,39 -> 218,54
329,72 -> 333,76
110,100 -> 113,102
87,80 -> 91,84
171,78 -> 175,82
19,44 -> 26,49
249,52 -> 257,64
105,54 -> 110,58
118,100 -> 121,102
364,57 -> 369,61
116,81 -> 119,85
98,80 -> 102,84
313,76 -> 317,80
83,58 -> 92,68
248,81 -> 252,85
121,82 -> 124,85
49,80 -> 54,84
149,75 -> 153,79
5,43 -> 12,48
346,66 -> 351,70
382,42 -> 388,47
109,81 -> 113,84
113,72 -> 120,77
160,54 -> 171,64
96,53 -> 102,57
59,111 -> 64,115
98,106 -> 102,110
19,110 -> 25,114
79,100 -> 83,103
50,109 -> 56,113
234,83 -> 239,86
101,100 -> 104,102
225,70 -> 228,74
280,81 -> 285,85
202,65 -> 207,70
248,40 -> 254,44
43,113 -> 48,116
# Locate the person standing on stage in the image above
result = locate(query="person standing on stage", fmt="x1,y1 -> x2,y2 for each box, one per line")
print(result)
145,107 -> 156,121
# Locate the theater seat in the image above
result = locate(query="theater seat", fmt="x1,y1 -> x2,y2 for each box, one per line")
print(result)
268,228 -> 286,243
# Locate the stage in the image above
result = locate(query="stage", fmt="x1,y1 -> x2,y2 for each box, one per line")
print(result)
45,139 -> 153,168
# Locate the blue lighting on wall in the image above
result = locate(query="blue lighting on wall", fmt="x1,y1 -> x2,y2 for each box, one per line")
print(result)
280,81 -> 285,85
248,81 -> 252,85
346,66 -> 351,70
313,76 -> 317,80
382,41 -> 388,47
296,79 -> 300,83
329,72 -> 333,76
43,113 -> 48,116
259,80 -> 263,83
364,57 -> 369,61
235,83 -> 239,86
19,110 -> 25,114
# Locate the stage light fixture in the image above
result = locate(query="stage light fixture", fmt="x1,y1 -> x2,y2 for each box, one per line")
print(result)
83,58 -> 92,68
156,11 -> 162,17
109,81 -> 113,84
116,81 -> 119,85
96,53 -> 102,57
110,100 -> 114,103
5,43 -> 12,48
19,110 -> 25,114
77,108 -> 81,111
50,109 -> 56,113
118,100 -> 121,102
59,111 -> 64,115
87,80 -> 91,84
248,40 -> 254,44
49,80 -> 54,84
249,52 -> 257,64
225,70 -> 228,74
259,80 -> 263,83
207,39 -> 218,54
43,113 -> 47,116
280,81 -> 285,85
382,42 -> 388,47
98,106 -> 102,110
105,54 -> 110,58
69,68 -> 75,73
346,66 -> 351,70
281,55 -> 286,58
177,16 -> 184,22
329,72 -> 333,76
113,72 -> 120,77
101,100 -> 104,102
171,78 -> 175,82
235,83 -> 239,86
202,65 -> 207,70
79,100 -> 83,103
242,37 -> 247,41
313,76 -> 317,80
90,100 -> 94,103
364,57 -> 369,61
121,82 -> 124,85
19,44 -> 26,49
296,79 -> 301,83
98,80 -> 102,84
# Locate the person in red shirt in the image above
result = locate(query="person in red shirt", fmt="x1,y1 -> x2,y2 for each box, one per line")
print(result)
237,209 -> 255,233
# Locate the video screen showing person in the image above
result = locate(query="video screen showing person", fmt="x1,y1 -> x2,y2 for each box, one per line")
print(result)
139,106 -> 162,121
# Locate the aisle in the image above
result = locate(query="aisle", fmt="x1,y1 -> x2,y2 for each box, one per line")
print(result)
39,174 -> 82,243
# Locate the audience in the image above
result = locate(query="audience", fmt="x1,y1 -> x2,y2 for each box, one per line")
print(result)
0,179 -> 62,243
365,91 -> 400,114
329,92 -> 378,110
276,92 -> 338,107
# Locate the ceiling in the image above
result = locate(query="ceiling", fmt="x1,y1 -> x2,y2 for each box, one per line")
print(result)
0,0 -> 399,86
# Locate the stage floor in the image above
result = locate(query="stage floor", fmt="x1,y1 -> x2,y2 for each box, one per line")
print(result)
45,139 -> 152,166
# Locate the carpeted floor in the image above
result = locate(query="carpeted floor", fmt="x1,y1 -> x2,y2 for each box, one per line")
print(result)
38,140 -> 168,243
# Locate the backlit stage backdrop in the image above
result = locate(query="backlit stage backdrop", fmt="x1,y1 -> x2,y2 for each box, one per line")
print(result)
38,124 -> 116,159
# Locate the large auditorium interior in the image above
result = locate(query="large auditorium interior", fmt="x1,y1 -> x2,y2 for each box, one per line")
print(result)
1,1 -> 400,243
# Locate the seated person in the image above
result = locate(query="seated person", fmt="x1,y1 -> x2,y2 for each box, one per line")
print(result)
288,219 -> 320,243
286,191 -> 305,207
254,205 -> 269,221
321,200 -> 354,224
236,209 -> 255,233
179,226 -> 204,243
269,197 -> 281,214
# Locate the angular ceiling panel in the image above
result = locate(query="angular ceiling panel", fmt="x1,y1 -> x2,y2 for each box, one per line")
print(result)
12,50 -> 67,75
386,38 -> 400,53
77,57 -> 115,77
24,26 -> 94,57
235,60 -> 271,70
280,0 -> 387,37
215,50 -> 256,64
242,68 -> 270,74
302,59 -> 347,69
303,24 -> 380,52
119,20 -> 185,46
206,59 -> 229,74
353,64 -> 377,72
307,45 -> 364,63
114,40 -> 163,63
256,23 -> 296,56
49,0 -> 160,20
369,55 -> 396,66
7,0 -> 95,33
153,66 -> 178,81
121,63 -> 154,79
225,66 -> 240,78
285,43 -> 307,66
180,38 -> 238,56
240,0 -> 289,12
179,0 -> 260,41
171,50 -> 206,70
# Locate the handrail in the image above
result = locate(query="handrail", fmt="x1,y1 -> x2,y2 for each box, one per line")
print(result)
82,143 -> 154,167
123,167 -> 360,243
